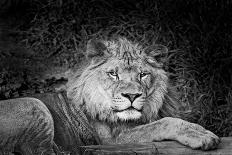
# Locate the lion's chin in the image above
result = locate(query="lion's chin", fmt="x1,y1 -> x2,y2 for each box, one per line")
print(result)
116,110 -> 142,121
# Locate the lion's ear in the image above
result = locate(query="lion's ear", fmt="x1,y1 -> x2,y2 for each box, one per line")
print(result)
145,44 -> 168,66
86,39 -> 107,60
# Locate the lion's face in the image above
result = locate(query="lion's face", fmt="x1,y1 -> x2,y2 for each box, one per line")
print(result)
93,58 -> 151,120
68,38 -> 169,123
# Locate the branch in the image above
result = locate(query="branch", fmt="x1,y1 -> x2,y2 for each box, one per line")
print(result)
82,137 -> 230,155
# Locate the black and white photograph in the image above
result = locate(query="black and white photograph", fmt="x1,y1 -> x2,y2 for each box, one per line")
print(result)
0,0 -> 231,154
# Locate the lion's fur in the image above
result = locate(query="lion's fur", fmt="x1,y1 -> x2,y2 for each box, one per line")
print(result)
0,97 -> 54,154
67,37 -> 180,125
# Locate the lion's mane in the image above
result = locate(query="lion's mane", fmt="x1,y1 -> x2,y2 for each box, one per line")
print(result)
67,37 -> 180,124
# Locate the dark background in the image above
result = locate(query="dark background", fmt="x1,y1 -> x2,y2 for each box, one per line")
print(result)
0,0 -> 232,137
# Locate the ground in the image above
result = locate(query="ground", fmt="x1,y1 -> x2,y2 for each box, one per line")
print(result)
0,0 -> 232,137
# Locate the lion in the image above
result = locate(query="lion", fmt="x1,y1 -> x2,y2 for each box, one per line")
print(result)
0,97 -> 55,155
67,37 -> 220,150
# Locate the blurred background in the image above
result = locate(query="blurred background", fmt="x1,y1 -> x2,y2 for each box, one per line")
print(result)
0,0 -> 231,137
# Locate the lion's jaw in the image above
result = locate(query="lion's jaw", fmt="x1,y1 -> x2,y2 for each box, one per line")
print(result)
116,110 -> 142,120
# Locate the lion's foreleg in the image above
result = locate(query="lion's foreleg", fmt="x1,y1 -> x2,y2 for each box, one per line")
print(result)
166,117 -> 220,150
116,117 -> 220,150
116,117 -> 172,143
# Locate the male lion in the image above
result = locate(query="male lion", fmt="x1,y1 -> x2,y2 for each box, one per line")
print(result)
67,37 -> 220,150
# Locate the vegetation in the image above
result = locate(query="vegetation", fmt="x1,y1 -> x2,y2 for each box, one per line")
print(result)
0,0 -> 232,137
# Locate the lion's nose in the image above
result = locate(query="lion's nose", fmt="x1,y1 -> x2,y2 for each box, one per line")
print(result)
121,93 -> 142,103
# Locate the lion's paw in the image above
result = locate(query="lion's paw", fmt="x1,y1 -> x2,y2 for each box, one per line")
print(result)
173,120 -> 220,150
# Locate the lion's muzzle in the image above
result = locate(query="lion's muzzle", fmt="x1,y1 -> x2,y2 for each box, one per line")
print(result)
121,93 -> 142,103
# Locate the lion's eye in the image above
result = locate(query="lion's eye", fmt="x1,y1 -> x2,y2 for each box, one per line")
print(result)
139,72 -> 149,79
107,71 -> 119,79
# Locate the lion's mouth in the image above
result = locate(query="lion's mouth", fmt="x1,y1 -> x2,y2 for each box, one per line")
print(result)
113,106 -> 142,112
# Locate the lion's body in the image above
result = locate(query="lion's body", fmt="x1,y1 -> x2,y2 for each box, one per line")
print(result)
0,97 -> 54,155
0,37 -> 220,153
67,37 -> 220,150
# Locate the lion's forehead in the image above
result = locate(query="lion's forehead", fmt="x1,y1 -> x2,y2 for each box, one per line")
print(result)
104,58 -> 148,72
